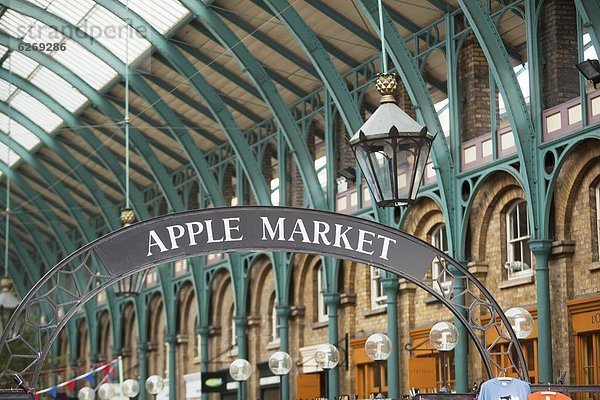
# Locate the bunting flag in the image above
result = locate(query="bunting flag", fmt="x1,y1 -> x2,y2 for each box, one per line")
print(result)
102,364 -> 112,378
36,358 -> 118,395
84,371 -> 95,384
48,386 -> 58,399
66,380 -> 76,392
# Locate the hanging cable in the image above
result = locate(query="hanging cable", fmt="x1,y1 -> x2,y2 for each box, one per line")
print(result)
4,54 -> 11,277
124,0 -> 131,210
378,0 -> 388,74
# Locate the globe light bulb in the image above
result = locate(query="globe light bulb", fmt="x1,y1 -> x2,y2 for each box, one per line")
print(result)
314,343 -> 340,370
122,379 -> 140,398
97,383 -> 114,400
429,321 -> 459,351
145,375 -> 165,395
78,387 -> 95,400
505,307 -> 534,339
229,358 -> 252,381
365,333 -> 392,361
268,351 -> 292,375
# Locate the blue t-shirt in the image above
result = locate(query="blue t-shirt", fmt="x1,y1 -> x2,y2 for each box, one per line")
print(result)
477,378 -> 531,400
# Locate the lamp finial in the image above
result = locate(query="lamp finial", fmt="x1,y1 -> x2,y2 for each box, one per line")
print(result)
376,73 -> 398,104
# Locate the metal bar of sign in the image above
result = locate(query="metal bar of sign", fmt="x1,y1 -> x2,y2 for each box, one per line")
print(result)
94,206 -> 437,280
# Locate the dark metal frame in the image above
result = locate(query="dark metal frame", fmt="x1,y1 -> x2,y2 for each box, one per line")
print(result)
0,207 -> 527,390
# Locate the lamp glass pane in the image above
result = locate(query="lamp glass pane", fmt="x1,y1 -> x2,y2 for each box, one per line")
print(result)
354,145 -> 382,204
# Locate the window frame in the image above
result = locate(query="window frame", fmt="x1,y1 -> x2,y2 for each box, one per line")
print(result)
370,266 -> 387,310
270,294 -> 280,344
505,201 -> 533,280
430,224 -> 451,293
317,264 -> 328,322
596,183 -> 600,260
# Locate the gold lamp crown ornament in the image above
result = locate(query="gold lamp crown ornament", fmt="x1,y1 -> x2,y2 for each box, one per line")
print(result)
120,208 -> 136,227
375,73 -> 398,104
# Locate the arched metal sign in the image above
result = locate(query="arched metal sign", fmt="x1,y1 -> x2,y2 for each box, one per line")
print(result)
0,206 -> 527,389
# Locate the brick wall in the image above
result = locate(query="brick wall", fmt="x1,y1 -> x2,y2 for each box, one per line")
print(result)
458,33 -> 491,142
540,0 -> 579,109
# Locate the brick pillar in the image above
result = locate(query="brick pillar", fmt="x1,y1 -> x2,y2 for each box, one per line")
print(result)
223,164 -> 235,205
289,129 -> 315,207
540,0 -> 579,109
549,240 -> 575,383
458,33 -> 491,142
399,279 -> 416,394
397,81 -> 416,120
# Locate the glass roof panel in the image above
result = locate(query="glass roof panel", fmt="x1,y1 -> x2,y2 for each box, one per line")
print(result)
0,10 -> 35,39
118,0 -> 190,35
0,114 -> 42,151
10,121 -> 41,151
51,39 -> 117,90
78,5 -> 151,63
0,141 -> 20,167
0,80 -> 17,102
46,0 -> 96,26
30,67 -> 88,112
6,51 -> 40,79
22,20 -> 63,47
10,91 -> 63,132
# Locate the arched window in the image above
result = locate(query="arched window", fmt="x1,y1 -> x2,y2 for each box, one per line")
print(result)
505,201 -> 532,279
270,294 -> 280,344
430,224 -> 451,293
229,305 -> 236,348
596,182 -> 600,259
316,263 -> 328,322
370,266 -> 386,309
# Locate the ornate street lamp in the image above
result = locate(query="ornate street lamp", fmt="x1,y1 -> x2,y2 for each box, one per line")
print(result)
350,73 -> 434,207
365,333 -> 392,398
78,387 -> 95,400
504,307 -> 533,339
0,277 -> 19,332
145,375 -> 165,399
429,321 -> 459,392
315,344 -> 340,400
229,358 -> 251,399
350,0 -> 434,207
268,351 -> 292,400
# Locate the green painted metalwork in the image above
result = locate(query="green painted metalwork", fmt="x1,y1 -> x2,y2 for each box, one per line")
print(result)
94,0 -> 271,207
262,0 -> 364,134
0,32 -> 171,214
184,0 -> 327,209
575,0 -> 600,55
456,0 -> 553,382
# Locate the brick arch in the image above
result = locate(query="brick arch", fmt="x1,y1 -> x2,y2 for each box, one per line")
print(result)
147,293 -> 165,377
469,172 -> 524,262
176,283 -> 197,390
292,253 -> 322,329
77,319 -> 89,371
209,269 -> 235,361
249,255 -> 274,313
121,303 -> 137,377
553,140 -> 600,239
97,311 -> 112,363
402,196 -> 444,240
248,255 -> 276,358
177,283 -> 196,335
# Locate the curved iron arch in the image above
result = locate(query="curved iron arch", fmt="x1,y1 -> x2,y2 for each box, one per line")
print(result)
0,206 -> 528,389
